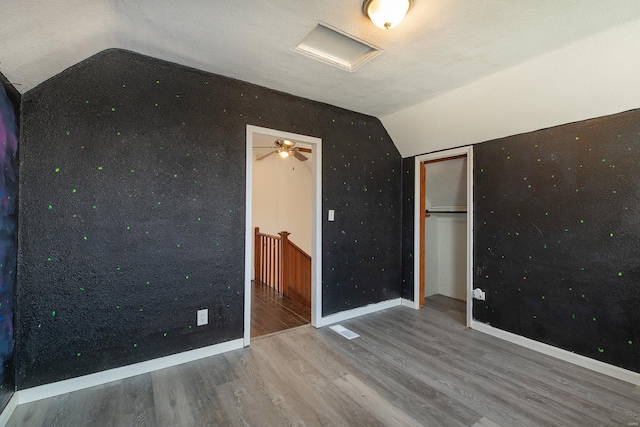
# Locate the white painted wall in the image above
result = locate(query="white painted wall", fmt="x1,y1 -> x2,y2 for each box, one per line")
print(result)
252,143 -> 313,263
436,215 -> 467,300
424,215 -> 467,301
383,19 -> 640,157
424,215 -> 439,298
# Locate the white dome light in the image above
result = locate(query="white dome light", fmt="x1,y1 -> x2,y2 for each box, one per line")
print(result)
363,0 -> 412,30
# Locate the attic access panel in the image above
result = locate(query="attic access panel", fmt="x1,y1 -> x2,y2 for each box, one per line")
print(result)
295,24 -> 380,71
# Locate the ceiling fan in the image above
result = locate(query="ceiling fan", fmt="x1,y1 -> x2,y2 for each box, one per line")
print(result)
255,139 -> 312,162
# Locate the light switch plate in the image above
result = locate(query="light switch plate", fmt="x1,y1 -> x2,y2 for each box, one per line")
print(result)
328,210 -> 335,221
197,309 -> 208,326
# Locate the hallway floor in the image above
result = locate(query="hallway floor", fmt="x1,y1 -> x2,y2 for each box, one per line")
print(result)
251,280 -> 310,338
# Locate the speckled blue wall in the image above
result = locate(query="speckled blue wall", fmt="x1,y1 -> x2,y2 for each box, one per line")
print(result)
17,49 -> 402,388
474,109 -> 640,373
0,75 -> 19,409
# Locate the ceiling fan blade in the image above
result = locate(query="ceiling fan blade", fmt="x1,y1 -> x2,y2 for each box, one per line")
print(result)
297,147 -> 312,153
293,151 -> 309,161
256,150 -> 277,161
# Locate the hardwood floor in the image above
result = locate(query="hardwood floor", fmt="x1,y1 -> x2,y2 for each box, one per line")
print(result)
9,295 -> 640,426
251,280 -> 310,338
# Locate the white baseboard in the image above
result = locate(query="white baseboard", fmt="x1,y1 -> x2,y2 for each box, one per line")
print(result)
0,393 -> 18,427
400,298 -> 417,308
471,321 -> 640,386
18,338 -> 244,404
316,298 -> 401,327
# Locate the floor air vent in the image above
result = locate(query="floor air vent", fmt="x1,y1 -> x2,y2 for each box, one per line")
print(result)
329,324 -> 360,340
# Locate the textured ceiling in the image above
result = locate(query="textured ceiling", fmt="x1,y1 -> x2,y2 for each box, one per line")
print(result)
2,1 -> 640,155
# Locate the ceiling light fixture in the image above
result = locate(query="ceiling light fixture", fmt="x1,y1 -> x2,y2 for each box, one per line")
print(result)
363,0 -> 412,30
278,149 -> 290,159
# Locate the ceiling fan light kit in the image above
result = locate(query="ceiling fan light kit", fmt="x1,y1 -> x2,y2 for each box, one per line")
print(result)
363,0 -> 412,30
255,139 -> 312,162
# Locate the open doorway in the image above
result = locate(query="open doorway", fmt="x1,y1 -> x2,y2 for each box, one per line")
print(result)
251,133 -> 312,337
244,126 -> 322,346
414,146 -> 473,326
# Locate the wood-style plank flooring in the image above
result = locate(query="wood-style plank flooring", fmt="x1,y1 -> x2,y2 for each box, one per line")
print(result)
9,295 -> 640,426
251,280 -> 310,338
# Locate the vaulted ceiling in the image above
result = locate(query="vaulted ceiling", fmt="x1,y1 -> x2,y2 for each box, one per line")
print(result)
2,1 -> 640,156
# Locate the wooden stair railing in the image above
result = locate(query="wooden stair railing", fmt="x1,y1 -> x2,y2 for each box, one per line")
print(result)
280,232 -> 312,308
254,227 -> 311,307
254,227 -> 282,292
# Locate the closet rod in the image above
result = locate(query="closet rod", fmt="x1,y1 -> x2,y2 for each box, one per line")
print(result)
425,210 -> 467,214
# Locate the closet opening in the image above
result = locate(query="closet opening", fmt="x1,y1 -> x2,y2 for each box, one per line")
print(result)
414,147 -> 473,326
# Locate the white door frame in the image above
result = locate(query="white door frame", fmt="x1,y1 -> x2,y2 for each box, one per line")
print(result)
413,146 -> 473,326
244,125 -> 322,346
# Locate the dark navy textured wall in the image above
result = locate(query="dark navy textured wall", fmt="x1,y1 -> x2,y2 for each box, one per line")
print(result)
0,75 -> 19,409
401,157 -> 414,300
17,49 -> 402,388
321,118 -> 402,315
474,109 -> 640,373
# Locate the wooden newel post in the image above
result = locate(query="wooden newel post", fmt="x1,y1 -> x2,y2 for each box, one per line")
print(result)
254,227 -> 261,283
279,231 -> 291,295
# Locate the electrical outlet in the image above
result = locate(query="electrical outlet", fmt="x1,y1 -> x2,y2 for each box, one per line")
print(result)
328,210 -> 335,221
473,288 -> 486,301
197,309 -> 208,326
